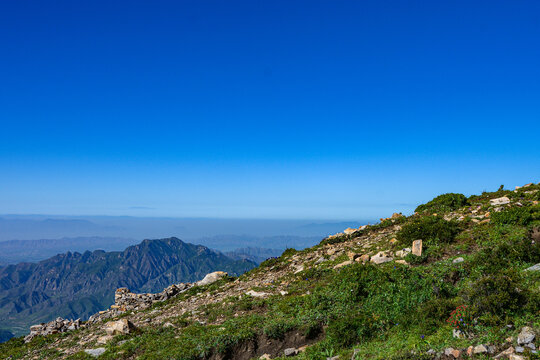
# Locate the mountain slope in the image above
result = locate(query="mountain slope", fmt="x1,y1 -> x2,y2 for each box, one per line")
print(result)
1,183 -> 539,359
0,237 -> 255,337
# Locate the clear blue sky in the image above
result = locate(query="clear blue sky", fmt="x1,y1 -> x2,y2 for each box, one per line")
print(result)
0,0 -> 538,219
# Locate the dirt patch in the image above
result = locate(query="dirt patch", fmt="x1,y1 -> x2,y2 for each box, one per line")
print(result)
207,329 -> 323,360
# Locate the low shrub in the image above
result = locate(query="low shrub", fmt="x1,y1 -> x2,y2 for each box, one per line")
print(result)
415,193 -> 469,213
491,207 -> 534,226
464,271 -> 526,318
263,317 -> 296,340
326,313 -> 375,348
397,216 -> 461,246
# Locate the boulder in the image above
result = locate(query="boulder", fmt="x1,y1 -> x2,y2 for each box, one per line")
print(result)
197,271 -> 228,286
370,252 -> 393,264
245,290 -> 269,298
473,344 -> 488,354
525,263 -> 540,272
490,196 -> 510,206
344,228 -> 356,235
104,319 -> 135,336
84,348 -> 106,357
284,348 -> 298,356
494,347 -> 514,359
517,326 -> 535,345
334,260 -> 353,269
412,240 -> 422,256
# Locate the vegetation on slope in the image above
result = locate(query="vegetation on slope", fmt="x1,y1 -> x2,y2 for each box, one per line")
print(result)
1,183 -> 540,359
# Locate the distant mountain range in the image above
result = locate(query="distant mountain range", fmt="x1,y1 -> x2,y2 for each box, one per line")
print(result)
0,237 -> 139,265
0,237 -> 256,339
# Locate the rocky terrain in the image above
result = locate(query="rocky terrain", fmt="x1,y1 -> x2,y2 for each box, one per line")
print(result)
0,238 -> 255,338
1,183 -> 539,359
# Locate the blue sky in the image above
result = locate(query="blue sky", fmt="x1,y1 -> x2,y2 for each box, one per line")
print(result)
0,0 -> 539,219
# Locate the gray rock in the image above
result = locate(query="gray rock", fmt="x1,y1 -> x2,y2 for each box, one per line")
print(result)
517,326 -> 535,345
84,348 -> 106,357
527,343 -> 536,350
452,257 -> 464,264
284,348 -> 298,356
473,344 -> 488,354
525,263 -> 540,272
515,346 -> 524,353
370,251 -> 393,264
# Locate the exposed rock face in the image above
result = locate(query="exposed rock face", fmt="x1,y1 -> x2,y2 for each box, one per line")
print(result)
104,319 -> 135,336
24,317 -> 81,343
196,271 -> 228,286
112,283 -> 192,313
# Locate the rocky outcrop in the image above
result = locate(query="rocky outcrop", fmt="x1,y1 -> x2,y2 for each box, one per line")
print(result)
24,317 -> 81,343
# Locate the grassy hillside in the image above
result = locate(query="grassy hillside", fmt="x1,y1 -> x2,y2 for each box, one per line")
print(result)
1,183 -> 539,359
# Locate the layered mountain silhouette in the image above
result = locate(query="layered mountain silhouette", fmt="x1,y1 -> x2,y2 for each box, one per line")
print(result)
0,237 -> 256,337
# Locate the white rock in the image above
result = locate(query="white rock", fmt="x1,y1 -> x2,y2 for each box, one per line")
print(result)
370,252 -> 393,264
104,319 -> 135,336
245,290 -> 269,298
490,196 -> 510,206
525,263 -> 540,271
453,257 -> 464,264
412,240 -> 423,256
517,326 -> 535,345
85,348 -> 106,357
196,271 -> 228,286
473,344 -> 488,354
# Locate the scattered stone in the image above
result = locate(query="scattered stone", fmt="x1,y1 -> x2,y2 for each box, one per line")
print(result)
96,335 -> 114,345
473,344 -> 488,354
294,265 -> 304,274
509,355 -> 525,360
260,354 -> 271,360
526,343 -> 536,350
245,290 -> 269,298
466,346 -> 473,356
517,326 -> 535,345
163,322 -> 175,328
104,319 -> 135,336
395,248 -> 411,258
284,347 -> 298,356
334,260 -> 353,269
280,290 -> 288,296
357,254 -> 370,263
494,347 -> 515,359
452,328 -> 465,339
452,257 -> 464,264
84,348 -> 106,357
444,348 -> 460,358
515,346 -> 524,353
327,356 -> 339,360
395,260 -> 409,265
412,240 -> 423,256
347,252 -> 360,261
490,196 -> 510,206
525,263 -> 540,272
197,271 -> 228,286
370,252 -> 393,264
344,228 -> 356,235
315,257 -> 326,265
327,248 -> 337,256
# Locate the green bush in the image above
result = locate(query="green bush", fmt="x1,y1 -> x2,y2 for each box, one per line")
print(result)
464,271 -> 526,317
415,193 -> 469,213
397,216 -> 461,246
263,318 -> 295,340
326,313 -> 375,348
491,206 -> 536,226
